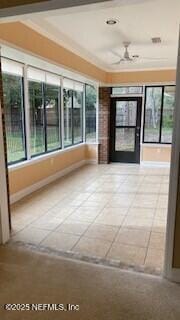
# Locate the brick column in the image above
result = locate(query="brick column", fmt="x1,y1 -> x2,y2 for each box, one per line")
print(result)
98,87 -> 111,164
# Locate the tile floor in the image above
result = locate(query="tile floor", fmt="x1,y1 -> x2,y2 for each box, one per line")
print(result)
10,163 -> 169,273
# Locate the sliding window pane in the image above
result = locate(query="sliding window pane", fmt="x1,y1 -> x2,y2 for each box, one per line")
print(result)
144,87 -> 163,142
45,84 -> 61,151
29,81 -> 45,156
64,88 -> 73,147
73,91 -> 83,144
2,73 -> 26,164
112,86 -> 143,95
161,86 -> 175,143
85,85 -> 97,142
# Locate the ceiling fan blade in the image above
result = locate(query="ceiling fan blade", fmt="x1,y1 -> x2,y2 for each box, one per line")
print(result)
140,57 -> 168,61
110,49 -> 122,59
112,61 -> 121,65
112,58 -> 125,65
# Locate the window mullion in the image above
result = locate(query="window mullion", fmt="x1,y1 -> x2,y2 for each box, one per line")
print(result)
23,64 -> 31,160
72,91 -> 74,145
83,84 -> 86,142
43,83 -> 47,153
159,86 -> 164,143
60,78 -> 64,149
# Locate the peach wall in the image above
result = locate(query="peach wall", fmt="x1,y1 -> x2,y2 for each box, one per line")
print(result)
141,145 -> 171,162
0,22 -> 176,85
9,144 -> 98,195
107,70 -> 176,84
85,144 -> 98,162
0,22 -> 106,83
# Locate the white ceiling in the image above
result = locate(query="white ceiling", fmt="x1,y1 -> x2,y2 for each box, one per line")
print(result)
22,0 -> 180,71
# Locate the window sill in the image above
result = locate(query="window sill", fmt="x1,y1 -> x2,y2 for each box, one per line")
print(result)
8,143 -> 87,172
142,143 -> 172,148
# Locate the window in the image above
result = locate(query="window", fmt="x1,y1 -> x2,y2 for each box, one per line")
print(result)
28,68 -> 61,156
2,58 -> 95,166
143,86 -> 175,144
45,84 -> 61,151
85,84 -> 97,142
63,79 -> 84,147
161,86 -> 175,143
29,80 -> 45,156
2,59 -> 26,164
73,90 -> 83,144
64,88 -> 73,147
112,86 -> 143,95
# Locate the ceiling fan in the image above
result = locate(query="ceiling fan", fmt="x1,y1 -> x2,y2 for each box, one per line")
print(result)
112,41 -> 167,64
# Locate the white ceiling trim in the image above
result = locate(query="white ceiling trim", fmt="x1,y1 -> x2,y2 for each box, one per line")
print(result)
23,19 -> 109,70
23,19 -> 176,73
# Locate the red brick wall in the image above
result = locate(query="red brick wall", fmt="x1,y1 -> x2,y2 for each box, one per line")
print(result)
98,87 -> 111,164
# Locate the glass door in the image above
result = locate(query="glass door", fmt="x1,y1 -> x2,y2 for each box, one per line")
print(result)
110,97 -> 142,163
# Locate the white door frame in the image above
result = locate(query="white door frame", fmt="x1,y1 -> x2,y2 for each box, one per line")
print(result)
0,98 -> 10,243
164,30 -> 180,282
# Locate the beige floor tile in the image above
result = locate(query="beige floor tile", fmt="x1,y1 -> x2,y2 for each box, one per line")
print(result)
84,224 -> 118,242
159,184 -> 169,194
127,207 -> 155,219
143,176 -> 162,184
145,248 -> 164,269
115,227 -> 150,247
12,226 -> 50,245
157,196 -> 169,209
95,212 -> 125,227
41,232 -> 80,251
68,207 -> 102,222
56,221 -> 90,236
106,198 -> 133,208
149,232 -> 166,250
117,184 -> 139,193
73,236 -> 111,258
101,207 -> 129,216
87,193 -> 111,204
137,183 -> 161,194
80,201 -> 105,209
107,243 -> 147,266
31,215 -> 64,231
123,216 -> 153,230
47,206 -> 76,219
152,218 -> 167,233
11,163 -> 169,272
155,208 -> 168,220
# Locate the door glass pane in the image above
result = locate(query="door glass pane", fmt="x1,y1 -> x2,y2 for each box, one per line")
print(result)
144,87 -> 163,142
29,81 -> 45,156
64,88 -> 73,147
161,86 -> 175,143
115,128 -> 135,152
2,73 -> 26,164
116,101 -> 137,126
45,84 -> 61,151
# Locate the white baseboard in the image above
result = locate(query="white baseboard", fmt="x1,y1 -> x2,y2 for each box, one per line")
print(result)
10,159 -> 95,204
86,159 -> 98,164
141,161 -> 170,167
